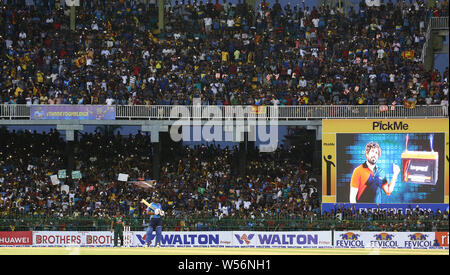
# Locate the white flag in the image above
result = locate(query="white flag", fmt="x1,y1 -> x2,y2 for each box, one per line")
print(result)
118,173 -> 129,182
61,185 -> 70,194
366,0 -> 380,7
50,175 -> 60,185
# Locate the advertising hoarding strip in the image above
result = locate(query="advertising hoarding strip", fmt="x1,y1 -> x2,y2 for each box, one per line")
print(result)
30,105 -> 116,120
1,231 -> 447,249
333,231 -> 449,249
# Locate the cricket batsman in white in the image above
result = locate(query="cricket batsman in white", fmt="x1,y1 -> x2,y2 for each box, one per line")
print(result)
141,193 -> 165,247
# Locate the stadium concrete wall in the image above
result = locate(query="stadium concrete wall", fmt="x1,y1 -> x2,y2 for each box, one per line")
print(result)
0,231 -> 448,249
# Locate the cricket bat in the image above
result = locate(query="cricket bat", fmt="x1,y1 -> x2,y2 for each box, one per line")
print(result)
140,199 -> 155,210
141,199 -> 165,216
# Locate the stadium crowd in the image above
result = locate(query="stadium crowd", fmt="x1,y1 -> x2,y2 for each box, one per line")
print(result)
0,128 -> 448,232
0,0 -> 448,107
0,127 -> 319,219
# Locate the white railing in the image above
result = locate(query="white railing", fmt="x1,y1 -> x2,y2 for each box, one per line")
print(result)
0,104 -> 31,119
430,17 -> 449,30
0,104 -> 447,120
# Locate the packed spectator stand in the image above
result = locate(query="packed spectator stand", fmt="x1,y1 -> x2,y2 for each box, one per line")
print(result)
0,0 -> 448,107
0,0 -> 448,232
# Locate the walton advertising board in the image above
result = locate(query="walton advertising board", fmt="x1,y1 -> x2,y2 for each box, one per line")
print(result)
27,231 -> 333,248
224,231 -> 332,248
322,119 -> 449,205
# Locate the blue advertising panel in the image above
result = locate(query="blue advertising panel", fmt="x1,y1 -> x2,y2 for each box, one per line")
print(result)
30,105 -> 115,120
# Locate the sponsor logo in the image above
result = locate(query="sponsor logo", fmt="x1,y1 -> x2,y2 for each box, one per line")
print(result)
257,234 -> 318,245
234,233 -> 320,246
408,233 -> 428,241
336,232 -> 365,248
85,235 -> 112,245
372,121 -> 409,131
405,233 -> 433,248
371,233 -> 398,248
136,234 -> 220,245
435,232 -> 449,247
374,233 -> 394,241
340,232 -> 360,240
235,234 -> 255,245
136,233 -> 154,244
0,231 -> 33,246
35,234 -> 83,245
410,165 -> 428,172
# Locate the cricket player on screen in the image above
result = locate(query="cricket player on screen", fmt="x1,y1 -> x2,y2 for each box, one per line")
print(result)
141,193 -> 164,248
350,142 -> 400,203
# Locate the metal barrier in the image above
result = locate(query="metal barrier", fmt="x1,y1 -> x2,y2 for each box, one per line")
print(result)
430,16 -> 449,30
1,104 -> 448,120
0,104 -> 31,119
